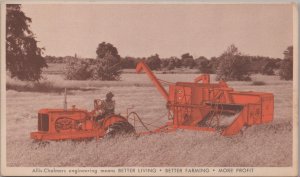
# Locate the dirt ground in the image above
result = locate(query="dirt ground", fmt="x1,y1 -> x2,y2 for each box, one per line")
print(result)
6,73 -> 293,167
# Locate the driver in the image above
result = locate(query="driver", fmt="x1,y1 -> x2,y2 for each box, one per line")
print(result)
103,91 -> 115,116
95,91 -> 115,121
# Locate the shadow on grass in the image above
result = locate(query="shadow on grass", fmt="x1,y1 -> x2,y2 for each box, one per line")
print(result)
251,81 -> 266,86
6,81 -> 97,93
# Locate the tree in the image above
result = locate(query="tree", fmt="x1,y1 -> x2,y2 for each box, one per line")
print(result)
181,53 -> 195,68
261,59 -> 276,75
279,46 -> 293,80
6,4 -> 47,81
210,56 -> 219,73
121,56 -> 136,69
94,42 -> 122,80
166,57 -> 176,70
160,58 -> 169,68
146,54 -> 161,70
216,44 -> 251,81
92,54 -> 122,80
194,56 -> 212,73
64,58 -> 92,80
44,55 -> 64,63
96,42 -> 119,58
173,57 -> 181,68
283,46 -> 293,60
65,42 -> 122,80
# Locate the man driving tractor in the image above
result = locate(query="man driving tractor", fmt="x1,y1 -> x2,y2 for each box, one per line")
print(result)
94,91 -> 115,121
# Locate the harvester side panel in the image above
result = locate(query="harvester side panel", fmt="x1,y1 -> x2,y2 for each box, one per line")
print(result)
247,104 -> 262,125
173,86 -> 192,126
229,92 -> 274,125
230,93 -> 262,104
189,86 -> 212,126
261,94 -> 274,123
191,85 -> 205,104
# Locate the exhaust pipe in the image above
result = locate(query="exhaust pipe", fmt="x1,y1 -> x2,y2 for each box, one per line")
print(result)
64,88 -> 67,111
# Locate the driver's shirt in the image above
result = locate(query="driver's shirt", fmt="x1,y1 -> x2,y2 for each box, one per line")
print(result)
103,100 -> 115,115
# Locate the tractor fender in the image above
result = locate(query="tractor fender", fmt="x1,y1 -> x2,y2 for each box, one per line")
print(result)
101,115 -> 128,130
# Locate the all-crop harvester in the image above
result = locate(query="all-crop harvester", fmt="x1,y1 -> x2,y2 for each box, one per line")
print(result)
30,61 -> 274,141
135,62 -> 274,136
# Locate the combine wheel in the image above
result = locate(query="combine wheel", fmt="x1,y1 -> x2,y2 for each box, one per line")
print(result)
105,121 -> 135,137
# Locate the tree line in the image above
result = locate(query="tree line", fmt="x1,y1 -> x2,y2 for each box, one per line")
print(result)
45,48 -> 284,75
44,44 -> 291,81
6,4 -> 293,82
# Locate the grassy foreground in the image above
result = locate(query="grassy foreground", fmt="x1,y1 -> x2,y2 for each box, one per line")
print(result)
6,73 -> 293,166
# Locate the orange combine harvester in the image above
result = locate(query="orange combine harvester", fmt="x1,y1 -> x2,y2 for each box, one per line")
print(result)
30,61 -> 274,141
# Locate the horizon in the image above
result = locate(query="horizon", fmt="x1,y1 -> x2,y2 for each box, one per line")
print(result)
22,4 -> 293,59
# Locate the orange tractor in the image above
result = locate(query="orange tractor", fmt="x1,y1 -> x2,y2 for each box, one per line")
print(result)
30,61 -> 274,141
30,91 -> 135,141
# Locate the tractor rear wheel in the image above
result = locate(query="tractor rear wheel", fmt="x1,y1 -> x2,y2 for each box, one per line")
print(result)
105,121 -> 135,137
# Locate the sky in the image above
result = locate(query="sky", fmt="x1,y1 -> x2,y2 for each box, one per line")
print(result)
21,4 -> 293,59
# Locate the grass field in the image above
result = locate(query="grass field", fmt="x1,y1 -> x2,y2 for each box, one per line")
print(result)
6,72 -> 293,167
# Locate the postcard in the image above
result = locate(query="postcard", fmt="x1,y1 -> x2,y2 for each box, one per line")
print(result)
1,1 -> 298,176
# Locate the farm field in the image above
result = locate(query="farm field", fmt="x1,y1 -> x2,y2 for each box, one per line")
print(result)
6,73 -> 293,167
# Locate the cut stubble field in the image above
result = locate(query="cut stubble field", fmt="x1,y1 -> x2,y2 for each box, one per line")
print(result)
6,73 -> 293,167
